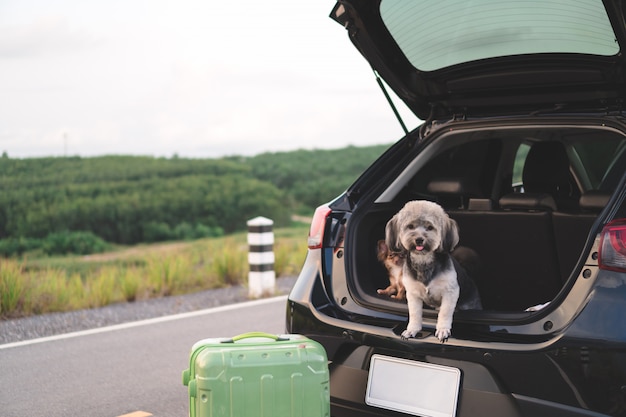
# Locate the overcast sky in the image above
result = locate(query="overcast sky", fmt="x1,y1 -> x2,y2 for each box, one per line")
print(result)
0,0 -> 420,159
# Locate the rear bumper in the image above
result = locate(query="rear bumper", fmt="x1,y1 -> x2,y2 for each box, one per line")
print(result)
289,297 -> 612,417
286,254 -> 621,417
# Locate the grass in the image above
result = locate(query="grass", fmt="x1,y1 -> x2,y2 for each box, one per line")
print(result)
0,225 -> 309,319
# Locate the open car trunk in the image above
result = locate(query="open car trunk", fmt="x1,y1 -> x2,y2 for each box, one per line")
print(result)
342,121 -> 625,317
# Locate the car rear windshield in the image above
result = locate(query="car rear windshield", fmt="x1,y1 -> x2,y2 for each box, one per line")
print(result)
379,0 -> 619,71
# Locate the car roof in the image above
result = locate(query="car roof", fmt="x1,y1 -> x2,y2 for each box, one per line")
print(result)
331,0 -> 626,120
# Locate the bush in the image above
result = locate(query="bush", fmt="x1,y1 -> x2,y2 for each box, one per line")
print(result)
0,231 -> 111,257
174,222 -> 224,240
0,237 -> 41,257
41,231 -> 111,255
143,222 -> 174,242
144,221 -> 224,242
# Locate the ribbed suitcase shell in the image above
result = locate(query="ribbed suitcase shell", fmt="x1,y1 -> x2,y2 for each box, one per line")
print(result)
182,332 -> 330,417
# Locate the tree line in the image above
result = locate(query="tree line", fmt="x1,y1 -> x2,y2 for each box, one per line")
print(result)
0,145 -> 388,254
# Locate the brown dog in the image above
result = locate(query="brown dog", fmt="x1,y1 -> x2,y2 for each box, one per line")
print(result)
377,240 -> 406,300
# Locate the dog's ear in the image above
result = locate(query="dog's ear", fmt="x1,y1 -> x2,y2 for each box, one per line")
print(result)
377,240 -> 388,261
385,215 -> 404,253
440,216 -> 459,253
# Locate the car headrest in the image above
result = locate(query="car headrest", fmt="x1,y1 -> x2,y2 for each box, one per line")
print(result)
427,178 -> 480,196
579,190 -> 610,212
499,193 -> 557,211
523,141 -> 574,200
522,142 -> 570,194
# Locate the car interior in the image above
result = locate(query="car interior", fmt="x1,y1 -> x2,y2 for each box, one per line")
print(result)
349,126 -> 623,313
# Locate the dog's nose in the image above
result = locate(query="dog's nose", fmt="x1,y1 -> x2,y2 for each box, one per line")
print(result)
415,237 -> 424,246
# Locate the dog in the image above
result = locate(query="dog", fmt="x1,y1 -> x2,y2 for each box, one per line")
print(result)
376,240 -> 406,300
385,200 -> 482,342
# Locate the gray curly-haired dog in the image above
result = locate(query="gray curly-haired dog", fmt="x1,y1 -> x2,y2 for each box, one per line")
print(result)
385,200 -> 482,342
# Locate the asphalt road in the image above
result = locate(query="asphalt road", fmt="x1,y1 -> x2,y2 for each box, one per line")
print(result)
0,296 -> 288,417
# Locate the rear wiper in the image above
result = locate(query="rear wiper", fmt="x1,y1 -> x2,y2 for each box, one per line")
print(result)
373,69 -> 409,136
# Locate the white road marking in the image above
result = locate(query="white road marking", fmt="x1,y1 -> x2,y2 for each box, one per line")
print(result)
0,295 -> 288,350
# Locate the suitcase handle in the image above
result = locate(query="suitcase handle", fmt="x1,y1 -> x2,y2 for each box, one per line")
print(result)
223,332 -> 289,343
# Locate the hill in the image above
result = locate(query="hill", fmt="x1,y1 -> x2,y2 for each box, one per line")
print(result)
0,144 -> 389,254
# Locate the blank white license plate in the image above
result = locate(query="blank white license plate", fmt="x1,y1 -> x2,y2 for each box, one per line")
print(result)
365,354 -> 461,417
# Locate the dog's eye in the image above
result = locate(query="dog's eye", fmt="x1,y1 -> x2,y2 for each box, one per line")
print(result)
407,224 -> 415,230
426,225 -> 434,231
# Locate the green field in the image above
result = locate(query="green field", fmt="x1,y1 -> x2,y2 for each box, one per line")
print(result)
0,144 -> 391,318
0,224 -> 309,319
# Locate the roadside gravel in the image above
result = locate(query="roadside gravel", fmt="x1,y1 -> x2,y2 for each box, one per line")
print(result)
0,276 -> 297,345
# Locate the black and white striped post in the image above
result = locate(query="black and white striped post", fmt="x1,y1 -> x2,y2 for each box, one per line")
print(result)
247,216 -> 275,298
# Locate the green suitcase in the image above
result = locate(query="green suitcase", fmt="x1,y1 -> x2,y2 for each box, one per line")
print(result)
182,332 -> 330,417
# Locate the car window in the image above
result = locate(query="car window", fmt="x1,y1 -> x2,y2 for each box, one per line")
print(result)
572,138 -> 625,190
513,135 -> 625,193
379,0 -> 619,71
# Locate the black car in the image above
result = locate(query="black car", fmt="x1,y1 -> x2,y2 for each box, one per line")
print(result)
286,1 -> 626,416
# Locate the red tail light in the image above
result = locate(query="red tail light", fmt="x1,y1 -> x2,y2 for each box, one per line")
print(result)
308,205 -> 331,249
599,219 -> 626,272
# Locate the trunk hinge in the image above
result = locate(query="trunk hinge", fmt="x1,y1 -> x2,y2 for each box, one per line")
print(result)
418,104 -> 437,140
452,112 -> 467,122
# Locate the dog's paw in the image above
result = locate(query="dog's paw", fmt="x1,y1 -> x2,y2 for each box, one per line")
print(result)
392,289 -> 406,301
401,325 -> 421,340
377,287 -> 396,297
401,330 -> 415,340
435,328 -> 451,343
